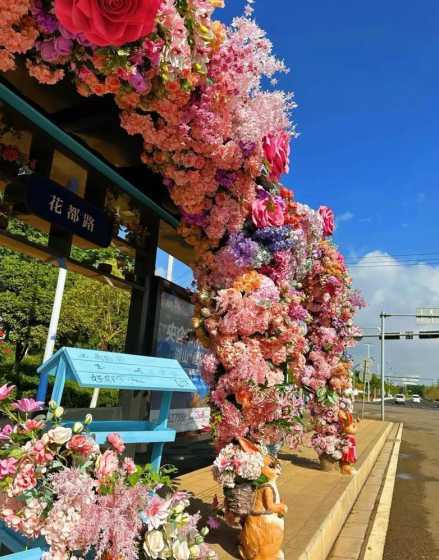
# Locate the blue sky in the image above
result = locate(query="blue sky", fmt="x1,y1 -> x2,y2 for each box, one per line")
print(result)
157,1 -> 439,380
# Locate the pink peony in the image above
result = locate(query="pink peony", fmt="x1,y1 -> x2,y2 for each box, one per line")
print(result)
252,193 -> 285,228
0,458 -> 17,479
54,0 -> 162,47
263,131 -> 290,181
319,206 -> 335,237
0,384 -> 15,401
67,434 -> 96,457
95,450 -> 119,480
12,398 -> 44,413
107,432 -> 125,454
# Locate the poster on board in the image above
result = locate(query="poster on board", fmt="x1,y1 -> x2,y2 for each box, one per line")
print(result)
149,278 -> 210,432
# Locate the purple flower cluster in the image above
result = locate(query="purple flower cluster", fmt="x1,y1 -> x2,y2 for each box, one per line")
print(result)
228,232 -> 260,267
253,225 -> 295,252
239,140 -> 257,158
215,169 -> 237,189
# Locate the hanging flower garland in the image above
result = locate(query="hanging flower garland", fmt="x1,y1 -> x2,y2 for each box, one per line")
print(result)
0,0 -> 364,482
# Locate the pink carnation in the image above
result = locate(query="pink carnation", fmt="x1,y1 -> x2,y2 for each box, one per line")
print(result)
95,450 -> 119,480
107,432 -> 125,454
13,463 -> 36,493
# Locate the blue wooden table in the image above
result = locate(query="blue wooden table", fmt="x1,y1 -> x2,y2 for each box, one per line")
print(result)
36,347 -> 197,471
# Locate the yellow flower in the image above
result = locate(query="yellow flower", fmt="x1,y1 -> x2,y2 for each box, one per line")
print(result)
233,271 -> 263,293
209,0 -> 225,7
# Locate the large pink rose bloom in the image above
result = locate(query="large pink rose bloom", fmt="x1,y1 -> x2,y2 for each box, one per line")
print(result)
252,193 -> 285,228
263,131 -> 291,181
55,0 -> 162,47
319,206 -> 335,237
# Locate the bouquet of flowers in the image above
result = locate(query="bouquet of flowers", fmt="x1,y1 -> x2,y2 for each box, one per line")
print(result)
0,385 -> 216,560
212,442 -> 265,490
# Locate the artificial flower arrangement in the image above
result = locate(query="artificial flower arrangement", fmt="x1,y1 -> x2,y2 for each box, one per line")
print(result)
0,384 -> 216,560
0,0 -> 365,496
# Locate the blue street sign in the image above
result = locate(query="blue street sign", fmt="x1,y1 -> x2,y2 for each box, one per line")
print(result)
25,174 -> 113,247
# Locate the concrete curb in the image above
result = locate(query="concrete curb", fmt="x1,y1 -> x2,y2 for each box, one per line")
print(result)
300,422 -> 394,560
361,423 -> 403,559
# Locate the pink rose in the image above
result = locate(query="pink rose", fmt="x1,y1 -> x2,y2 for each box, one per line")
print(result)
252,193 -> 285,228
55,0 -> 162,47
12,398 -> 44,413
0,458 -> 17,479
107,432 -> 125,454
0,384 -> 15,401
67,434 -> 96,457
319,206 -> 335,237
262,131 -> 290,181
95,450 -> 119,480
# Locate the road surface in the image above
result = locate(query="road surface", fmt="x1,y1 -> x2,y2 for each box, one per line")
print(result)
359,402 -> 439,560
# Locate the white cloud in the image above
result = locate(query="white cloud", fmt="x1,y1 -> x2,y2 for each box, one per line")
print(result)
337,211 -> 354,224
350,251 -> 439,385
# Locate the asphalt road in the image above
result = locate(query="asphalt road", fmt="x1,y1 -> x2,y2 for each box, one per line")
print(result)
359,402 -> 439,560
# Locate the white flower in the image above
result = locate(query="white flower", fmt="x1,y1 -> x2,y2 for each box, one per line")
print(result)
172,540 -> 190,560
53,406 -> 64,418
174,503 -> 185,514
47,426 -> 72,445
143,530 -> 165,559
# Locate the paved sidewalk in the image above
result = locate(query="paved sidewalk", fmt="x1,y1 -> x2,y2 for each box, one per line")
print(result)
178,419 -> 392,560
329,423 -> 402,560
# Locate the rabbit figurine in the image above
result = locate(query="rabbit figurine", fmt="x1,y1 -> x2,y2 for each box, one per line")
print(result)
238,443 -> 287,560
339,411 -> 358,476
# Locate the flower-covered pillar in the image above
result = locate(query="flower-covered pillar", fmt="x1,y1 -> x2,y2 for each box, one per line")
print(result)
0,0 -> 363,472
302,213 -> 365,471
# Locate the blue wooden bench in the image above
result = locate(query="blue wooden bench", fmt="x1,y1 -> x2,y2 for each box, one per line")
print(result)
0,523 -> 46,557
36,347 -> 196,471
1,549 -> 44,559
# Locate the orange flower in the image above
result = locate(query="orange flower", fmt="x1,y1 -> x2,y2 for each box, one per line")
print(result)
233,271 -> 263,293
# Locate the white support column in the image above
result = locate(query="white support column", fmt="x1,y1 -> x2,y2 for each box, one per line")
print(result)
43,260 -> 67,363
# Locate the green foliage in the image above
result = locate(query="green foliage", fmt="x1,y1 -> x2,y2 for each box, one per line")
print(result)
0,249 -> 58,365
58,274 -> 130,352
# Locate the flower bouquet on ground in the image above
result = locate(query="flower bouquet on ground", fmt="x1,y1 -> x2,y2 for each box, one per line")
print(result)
212,440 -> 268,529
0,385 -> 216,560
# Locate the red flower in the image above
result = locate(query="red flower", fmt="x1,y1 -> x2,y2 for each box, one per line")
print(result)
319,206 -> 335,237
54,0 -> 162,47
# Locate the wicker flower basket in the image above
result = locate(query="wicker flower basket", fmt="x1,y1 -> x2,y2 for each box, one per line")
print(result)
224,482 -> 255,517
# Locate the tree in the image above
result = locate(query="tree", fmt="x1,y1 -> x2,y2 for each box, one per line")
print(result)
0,249 -> 57,367
58,275 -> 130,352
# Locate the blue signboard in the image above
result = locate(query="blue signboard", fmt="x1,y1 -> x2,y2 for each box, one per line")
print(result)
24,175 -> 113,247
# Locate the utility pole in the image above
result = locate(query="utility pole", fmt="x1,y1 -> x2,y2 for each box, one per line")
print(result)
380,312 -> 386,421
361,357 -> 368,419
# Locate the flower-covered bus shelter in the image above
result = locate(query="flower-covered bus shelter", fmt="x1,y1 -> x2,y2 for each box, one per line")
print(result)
0,71 -> 195,426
